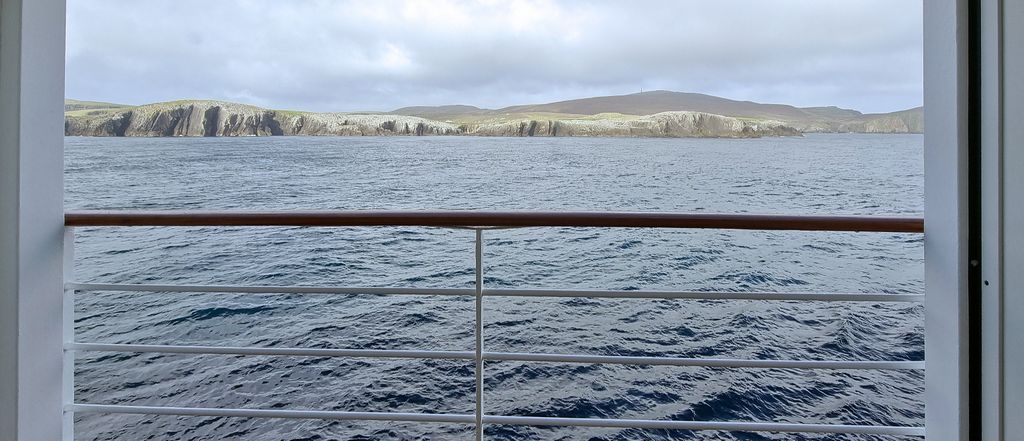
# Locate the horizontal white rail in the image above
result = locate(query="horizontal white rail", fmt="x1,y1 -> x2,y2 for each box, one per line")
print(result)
65,283 -> 475,297
66,343 -> 924,370
484,351 -> 924,370
66,404 -> 925,436
486,288 -> 925,303
68,343 -> 472,360
483,415 -> 926,436
64,283 -> 924,302
68,403 -> 475,423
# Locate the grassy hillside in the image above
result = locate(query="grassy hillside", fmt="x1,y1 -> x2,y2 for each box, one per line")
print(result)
496,90 -> 815,120
65,99 -> 129,112
384,91 -> 922,133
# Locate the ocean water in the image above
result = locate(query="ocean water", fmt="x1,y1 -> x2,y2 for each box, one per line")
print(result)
65,134 -> 925,440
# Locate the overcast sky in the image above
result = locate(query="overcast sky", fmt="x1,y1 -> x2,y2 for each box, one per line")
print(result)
66,0 -> 922,114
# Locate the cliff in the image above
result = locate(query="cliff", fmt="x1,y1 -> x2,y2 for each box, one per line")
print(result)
794,107 -> 924,133
843,107 -> 924,133
65,100 -> 798,138
67,91 -> 924,138
397,91 -> 924,134
65,101 -> 460,137
464,112 -> 799,138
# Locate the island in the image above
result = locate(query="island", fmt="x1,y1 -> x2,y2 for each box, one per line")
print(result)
64,90 -> 923,138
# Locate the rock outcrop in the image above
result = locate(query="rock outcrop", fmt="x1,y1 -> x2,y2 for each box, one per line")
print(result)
841,107 -> 924,133
65,101 -> 461,137
279,112 -> 460,136
66,92 -> 925,138
792,107 -> 924,134
65,101 -> 799,138
464,112 -> 799,138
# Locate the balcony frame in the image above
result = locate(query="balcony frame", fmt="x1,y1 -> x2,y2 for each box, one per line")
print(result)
0,0 -> 984,439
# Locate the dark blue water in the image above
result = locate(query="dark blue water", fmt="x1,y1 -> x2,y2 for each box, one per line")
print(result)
65,134 -> 924,440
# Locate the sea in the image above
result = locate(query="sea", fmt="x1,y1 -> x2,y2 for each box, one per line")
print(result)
64,134 -> 924,440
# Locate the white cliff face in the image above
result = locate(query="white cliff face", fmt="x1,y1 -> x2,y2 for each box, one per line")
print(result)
128,102 -> 275,136
65,101 -> 462,137
464,112 -> 799,138
65,101 -> 800,138
279,113 -> 461,136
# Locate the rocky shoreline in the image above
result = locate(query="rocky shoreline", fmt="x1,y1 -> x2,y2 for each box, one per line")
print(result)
64,100 -> 800,138
65,95 -> 923,138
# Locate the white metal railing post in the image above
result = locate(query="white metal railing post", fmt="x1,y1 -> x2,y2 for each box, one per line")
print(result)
63,228 -> 75,441
474,228 -> 484,440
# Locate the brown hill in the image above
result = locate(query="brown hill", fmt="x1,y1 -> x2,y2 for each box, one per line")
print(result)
390,90 -> 922,133
497,90 -> 820,121
389,104 -> 489,121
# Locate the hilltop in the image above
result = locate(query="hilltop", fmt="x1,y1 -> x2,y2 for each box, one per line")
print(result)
64,99 -> 130,112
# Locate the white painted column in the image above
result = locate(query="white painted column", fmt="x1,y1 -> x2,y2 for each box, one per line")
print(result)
1002,4 -> 1024,436
991,0 -> 1024,438
924,0 -> 970,439
0,0 -> 68,439
979,0 -> 1003,439
979,1 -> 1024,439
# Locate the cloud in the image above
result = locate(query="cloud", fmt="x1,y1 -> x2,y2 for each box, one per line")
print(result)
66,0 -> 922,113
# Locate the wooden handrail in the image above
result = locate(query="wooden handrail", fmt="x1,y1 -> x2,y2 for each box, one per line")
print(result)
64,210 -> 924,233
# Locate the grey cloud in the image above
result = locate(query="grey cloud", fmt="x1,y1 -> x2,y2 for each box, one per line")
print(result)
66,0 -> 922,113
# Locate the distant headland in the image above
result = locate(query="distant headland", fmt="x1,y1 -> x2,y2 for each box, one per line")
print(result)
64,91 -> 922,138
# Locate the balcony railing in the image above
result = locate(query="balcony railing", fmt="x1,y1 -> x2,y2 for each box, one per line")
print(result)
62,210 -> 926,439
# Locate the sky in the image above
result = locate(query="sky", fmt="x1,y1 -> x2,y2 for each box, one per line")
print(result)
65,0 -> 923,114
